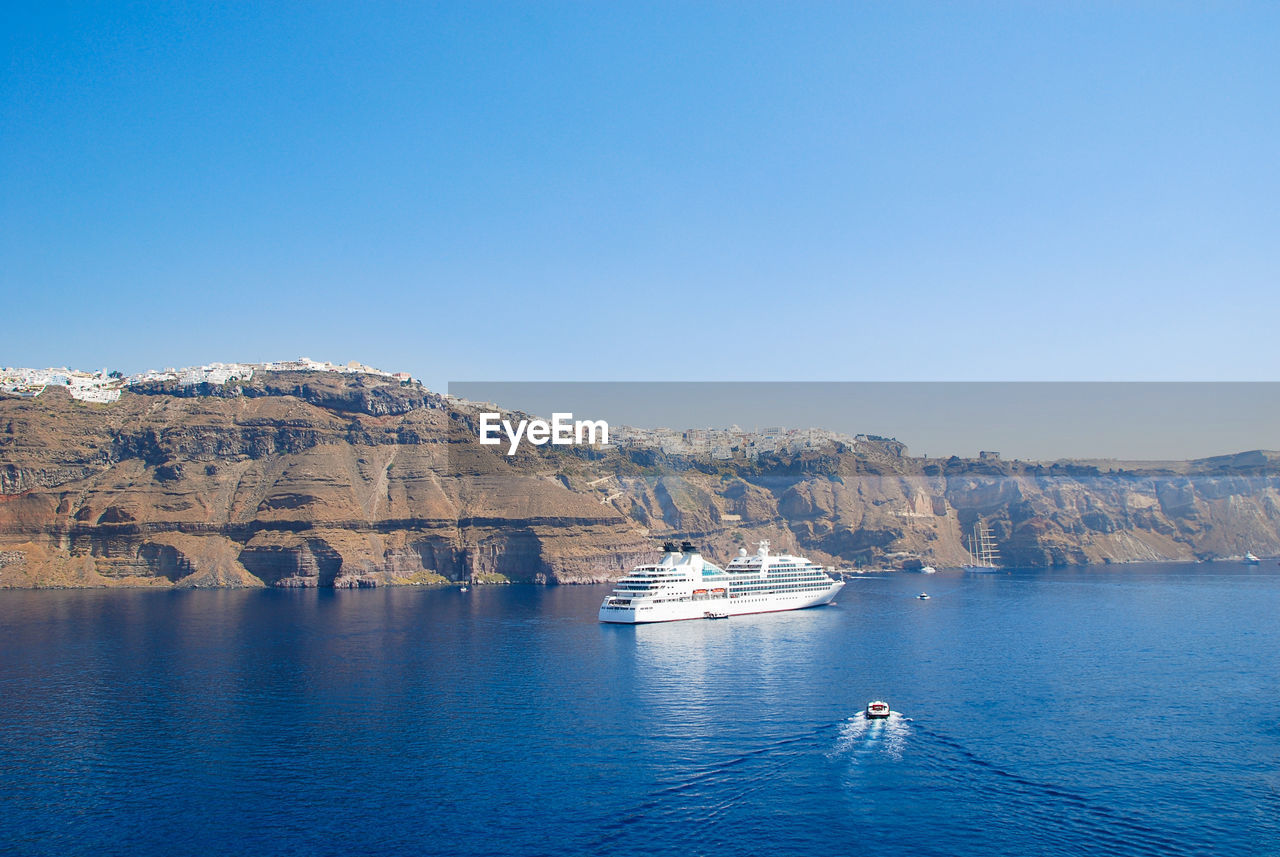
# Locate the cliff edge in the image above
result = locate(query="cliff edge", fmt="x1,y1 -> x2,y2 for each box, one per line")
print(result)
2,372 -> 1278,587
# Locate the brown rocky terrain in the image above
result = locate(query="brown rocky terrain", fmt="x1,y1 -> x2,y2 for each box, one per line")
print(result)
2,371 -> 1278,588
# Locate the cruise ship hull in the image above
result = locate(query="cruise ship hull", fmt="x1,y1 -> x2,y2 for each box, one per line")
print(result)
599,581 -> 844,624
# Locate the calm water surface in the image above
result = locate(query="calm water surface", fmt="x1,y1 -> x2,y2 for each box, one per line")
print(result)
2,563 -> 1279,856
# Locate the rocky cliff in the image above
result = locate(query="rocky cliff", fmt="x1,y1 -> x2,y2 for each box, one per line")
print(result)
2,372 -> 1278,588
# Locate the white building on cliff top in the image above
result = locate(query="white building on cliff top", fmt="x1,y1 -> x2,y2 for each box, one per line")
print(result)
2,358 -> 408,405
1,367 -> 123,403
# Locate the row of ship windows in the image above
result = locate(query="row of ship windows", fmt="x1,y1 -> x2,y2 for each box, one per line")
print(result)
728,564 -> 818,571
604,592 -> 814,610
724,581 -> 823,587
618,577 -> 826,590
730,572 -> 822,579
737,583 -> 824,590
632,588 -> 825,601
647,593 -> 816,604
620,580 -> 755,588
610,587 -> 825,607
621,582 -> 827,595
727,573 -> 810,579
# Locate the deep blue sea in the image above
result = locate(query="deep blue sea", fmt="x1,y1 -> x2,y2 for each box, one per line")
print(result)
3,563 -> 1279,857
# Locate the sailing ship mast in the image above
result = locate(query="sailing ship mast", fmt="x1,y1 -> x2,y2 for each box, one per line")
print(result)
967,520 -> 1000,568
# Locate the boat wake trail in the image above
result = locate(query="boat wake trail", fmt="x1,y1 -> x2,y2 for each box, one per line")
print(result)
581,724 -> 833,854
903,719 -> 1208,857
828,711 -> 910,765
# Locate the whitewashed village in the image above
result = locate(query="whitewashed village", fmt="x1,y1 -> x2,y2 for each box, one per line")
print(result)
609,424 -> 903,460
0,358 -> 413,405
2,359 -> 899,461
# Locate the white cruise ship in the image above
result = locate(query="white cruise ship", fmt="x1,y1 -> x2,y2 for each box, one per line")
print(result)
598,540 -> 844,624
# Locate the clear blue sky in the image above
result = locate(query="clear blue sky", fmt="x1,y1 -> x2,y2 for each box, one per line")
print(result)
4,2 -> 1277,392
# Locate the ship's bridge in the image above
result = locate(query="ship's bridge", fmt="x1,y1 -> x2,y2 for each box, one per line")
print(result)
606,542 -> 727,604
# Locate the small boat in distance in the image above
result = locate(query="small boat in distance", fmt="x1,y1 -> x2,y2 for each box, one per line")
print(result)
920,565 -> 937,574
865,701 -> 890,720
917,593 -> 930,600
1244,552 -> 1261,565
459,585 -> 469,592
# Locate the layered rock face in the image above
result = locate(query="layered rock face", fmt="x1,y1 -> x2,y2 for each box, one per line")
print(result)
0,375 -> 651,588
2,372 -> 1278,588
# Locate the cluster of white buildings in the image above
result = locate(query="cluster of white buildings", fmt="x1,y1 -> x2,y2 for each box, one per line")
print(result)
612,424 -> 877,460
0,367 -> 125,403
128,362 -> 258,388
1,358 -> 414,405
260,357 -> 409,380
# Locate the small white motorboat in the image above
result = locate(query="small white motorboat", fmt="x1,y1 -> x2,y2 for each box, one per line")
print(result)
917,592 -> 930,600
1244,552 -> 1261,565
865,700 -> 890,720
459,586 -> 469,592
920,565 -> 937,574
